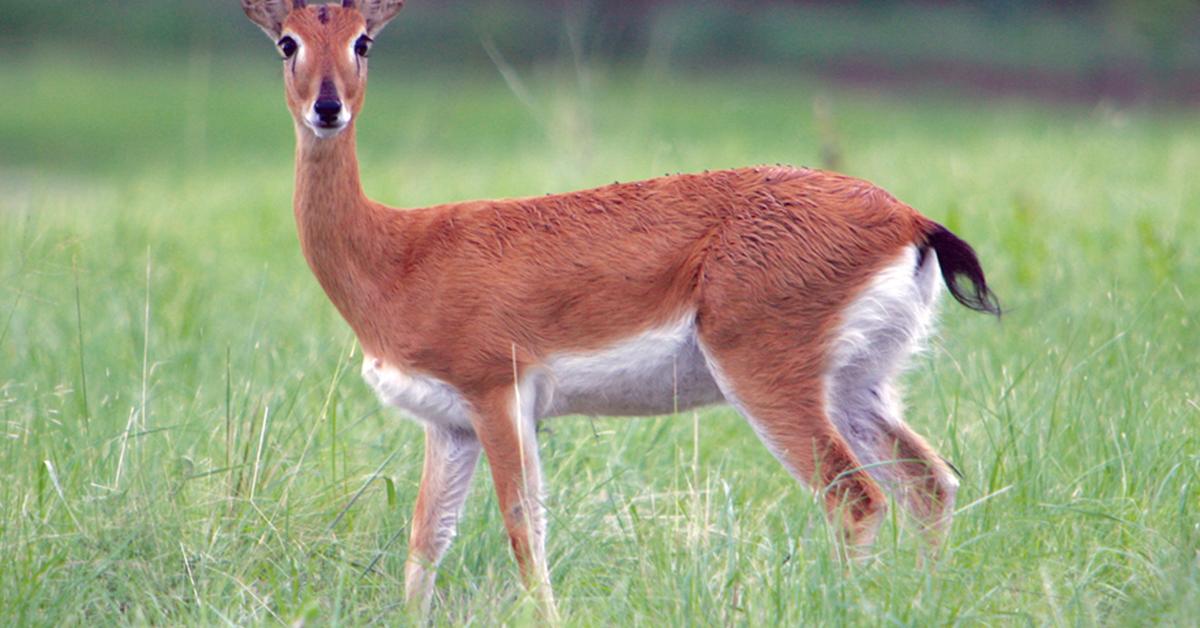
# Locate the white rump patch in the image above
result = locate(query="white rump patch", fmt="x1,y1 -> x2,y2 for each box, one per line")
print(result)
825,245 -> 942,478
827,245 -> 940,385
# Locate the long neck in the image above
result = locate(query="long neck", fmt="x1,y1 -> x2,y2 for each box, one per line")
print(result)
292,123 -> 384,325
294,119 -> 370,227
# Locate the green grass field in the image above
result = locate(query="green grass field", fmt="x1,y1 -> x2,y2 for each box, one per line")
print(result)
1,50 -> 1198,625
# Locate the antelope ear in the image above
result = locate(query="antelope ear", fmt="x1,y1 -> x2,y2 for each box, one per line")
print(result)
242,0 -> 299,40
351,0 -> 405,37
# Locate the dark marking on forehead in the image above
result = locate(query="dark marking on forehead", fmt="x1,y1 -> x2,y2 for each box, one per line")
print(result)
317,6 -> 330,23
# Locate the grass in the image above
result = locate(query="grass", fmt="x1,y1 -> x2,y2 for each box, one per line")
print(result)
1,49 -> 1198,625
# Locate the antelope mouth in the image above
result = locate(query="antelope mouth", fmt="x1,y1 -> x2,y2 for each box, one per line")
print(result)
304,109 -> 352,139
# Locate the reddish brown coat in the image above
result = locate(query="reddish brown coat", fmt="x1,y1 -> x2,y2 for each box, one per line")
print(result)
297,138 -> 930,397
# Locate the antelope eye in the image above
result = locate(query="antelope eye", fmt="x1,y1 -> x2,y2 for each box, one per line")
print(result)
277,36 -> 298,59
354,35 -> 372,58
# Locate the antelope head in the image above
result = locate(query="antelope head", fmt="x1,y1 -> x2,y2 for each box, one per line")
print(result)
242,0 -> 404,139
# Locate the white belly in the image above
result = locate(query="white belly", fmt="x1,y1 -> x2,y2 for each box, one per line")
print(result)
362,315 -> 725,430
543,314 -> 724,417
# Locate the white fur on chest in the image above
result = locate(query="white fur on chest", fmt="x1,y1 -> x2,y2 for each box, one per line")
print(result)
361,357 -> 474,430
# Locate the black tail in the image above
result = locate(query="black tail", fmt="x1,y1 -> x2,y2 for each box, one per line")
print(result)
922,223 -> 1001,316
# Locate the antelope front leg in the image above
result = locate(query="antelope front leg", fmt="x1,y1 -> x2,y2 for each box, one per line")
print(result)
471,389 -> 559,623
405,425 -> 482,614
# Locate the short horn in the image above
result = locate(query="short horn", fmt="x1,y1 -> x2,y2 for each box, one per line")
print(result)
293,0 -> 307,9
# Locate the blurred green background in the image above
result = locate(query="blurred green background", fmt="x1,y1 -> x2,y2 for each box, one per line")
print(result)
2,1 -> 1200,97
3,0 -> 1199,176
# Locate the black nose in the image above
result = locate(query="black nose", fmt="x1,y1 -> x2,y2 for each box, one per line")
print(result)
314,99 -> 342,124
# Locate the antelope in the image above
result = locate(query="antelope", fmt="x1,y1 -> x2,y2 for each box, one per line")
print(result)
242,0 -> 1000,618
